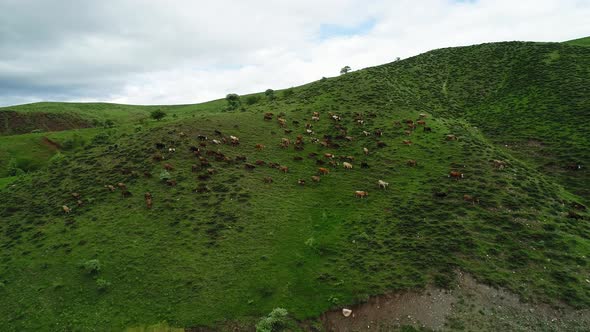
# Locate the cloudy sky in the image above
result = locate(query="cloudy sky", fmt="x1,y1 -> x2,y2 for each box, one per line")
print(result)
1,0 -> 588,107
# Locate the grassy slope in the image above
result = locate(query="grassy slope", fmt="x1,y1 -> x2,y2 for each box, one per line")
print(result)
0,41 -> 589,330
564,36 -> 590,47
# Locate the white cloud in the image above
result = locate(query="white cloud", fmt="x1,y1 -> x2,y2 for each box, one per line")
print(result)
1,0 -> 589,106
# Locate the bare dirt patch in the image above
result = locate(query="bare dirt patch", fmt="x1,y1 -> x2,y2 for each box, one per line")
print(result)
40,136 -> 62,150
320,272 -> 590,331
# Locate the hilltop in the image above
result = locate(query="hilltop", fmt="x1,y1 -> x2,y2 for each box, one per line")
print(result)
0,40 -> 589,331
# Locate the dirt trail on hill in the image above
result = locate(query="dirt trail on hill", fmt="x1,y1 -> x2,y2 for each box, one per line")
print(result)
320,272 -> 590,331
0,110 -> 91,135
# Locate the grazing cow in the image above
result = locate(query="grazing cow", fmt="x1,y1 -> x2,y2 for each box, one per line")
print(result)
212,139 -> 221,145
376,141 -> 387,148
214,129 -> 223,136
256,160 -> 266,165
168,147 -> 176,153
407,123 -> 417,130
404,130 -> 412,136
423,127 -> 432,133
318,167 -> 330,175
293,156 -> 303,161
324,153 -> 334,159
62,205 -> 71,214
357,119 -> 364,125
279,166 -> 289,173
230,135 -> 240,146
405,119 -> 414,124
264,112 -> 274,120
311,175 -> 321,182
417,120 -> 426,126
298,179 -> 306,186
407,160 -> 417,167
566,163 -> 582,171
122,190 -> 132,197
256,144 -> 265,150
207,168 -> 216,175
263,176 -> 273,184
198,135 -> 208,141
343,162 -> 353,169
316,160 -> 326,165
306,129 -> 313,135
284,129 -> 293,134
463,194 -> 479,205
378,180 -> 389,189
345,156 -> 355,162
446,134 -> 458,141
363,147 -> 369,155
492,159 -> 507,170
268,162 -> 279,168
281,138 -> 290,148
313,111 -> 320,117
331,115 -> 341,121
374,129 -> 383,137
244,163 -> 256,170
308,152 -> 318,158
117,182 -> 127,191
305,122 -> 313,129
145,192 -> 153,209
361,162 -> 369,169
77,200 -> 83,207
155,142 -> 166,150
402,140 -> 412,145
449,171 -> 464,180
166,179 -> 177,187
312,116 -> 320,122
152,154 -> 163,162
105,185 -> 116,192
419,113 -> 427,119
293,120 -> 300,125
329,160 -> 339,167
236,155 -> 247,162
393,121 -> 402,127
277,118 -> 287,127
311,138 -> 319,143
164,163 -> 174,171
71,192 -> 81,200
362,130 -> 370,136
192,164 -> 199,172
354,191 -> 368,198
345,136 -> 354,141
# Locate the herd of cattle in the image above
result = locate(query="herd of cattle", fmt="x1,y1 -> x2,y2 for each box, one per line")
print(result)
61,110 -> 510,213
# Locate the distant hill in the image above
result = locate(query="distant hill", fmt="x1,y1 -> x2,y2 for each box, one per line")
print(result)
0,40 -> 588,330
564,36 -> 590,47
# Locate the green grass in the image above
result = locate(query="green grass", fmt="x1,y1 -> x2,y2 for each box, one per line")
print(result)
564,36 -> 590,47
0,40 -> 589,330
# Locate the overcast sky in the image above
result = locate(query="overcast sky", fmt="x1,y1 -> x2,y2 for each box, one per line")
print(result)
1,0 -> 588,107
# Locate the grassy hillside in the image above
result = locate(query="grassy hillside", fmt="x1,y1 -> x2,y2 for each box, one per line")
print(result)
0,41 -> 589,330
565,36 -> 590,47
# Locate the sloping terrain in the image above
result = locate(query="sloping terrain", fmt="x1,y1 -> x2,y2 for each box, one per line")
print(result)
0,40 -> 588,331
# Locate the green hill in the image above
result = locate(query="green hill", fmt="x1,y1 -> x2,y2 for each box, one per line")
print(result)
0,41 -> 589,330
565,36 -> 590,47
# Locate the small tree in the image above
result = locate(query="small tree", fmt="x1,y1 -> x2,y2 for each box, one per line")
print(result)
150,109 -> 167,121
82,259 -> 101,274
225,93 -> 241,111
340,65 -> 351,75
265,89 -> 275,100
256,308 -> 289,332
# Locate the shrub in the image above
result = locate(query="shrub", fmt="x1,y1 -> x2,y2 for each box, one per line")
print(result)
159,170 -> 171,181
255,307 -> 289,332
225,94 -> 241,111
7,158 -> 24,176
265,89 -> 275,100
81,259 -> 101,274
282,88 -> 294,98
91,132 -> 110,145
150,110 -> 167,121
245,95 -> 261,105
96,278 -> 111,291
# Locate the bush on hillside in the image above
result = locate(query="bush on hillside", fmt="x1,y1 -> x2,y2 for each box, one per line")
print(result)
255,308 -> 289,332
245,95 -> 261,105
96,278 -> 111,291
265,89 -> 275,100
225,93 -> 241,111
81,259 -> 101,275
150,110 -> 167,121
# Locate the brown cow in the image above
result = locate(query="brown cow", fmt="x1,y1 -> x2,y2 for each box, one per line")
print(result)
145,192 -> 153,209
417,120 -> 426,126
463,194 -> 479,205
280,138 -> 290,148
277,118 -> 287,127
446,134 -> 458,141
279,166 -> 289,173
492,159 -> 507,170
207,168 -> 216,175
105,185 -> 116,192
256,160 -> 266,166
117,182 -> 127,191
354,191 -> 368,198
376,141 -> 387,148
404,130 -> 412,136
62,205 -> 71,214
164,163 -> 174,171
255,144 -> 265,150
71,192 -> 81,200
449,171 -> 464,180
264,112 -> 274,120
402,140 -> 412,145
324,153 -> 334,159
244,163 -> 256,170
311,175 -> 321,182
318,167 -> 330,175
263,176 -> 273,184
407,160 -> 417,167
166,179 -> 177,187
